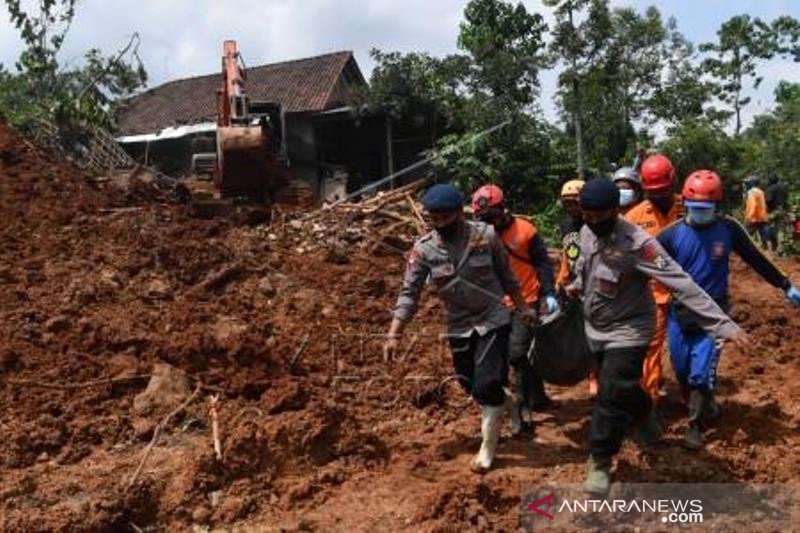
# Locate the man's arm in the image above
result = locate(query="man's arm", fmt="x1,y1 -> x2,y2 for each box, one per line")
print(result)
528,232 -> 556,297
727,216 -> 791,290
634,237 -> 741,340
391,245 -> 431,331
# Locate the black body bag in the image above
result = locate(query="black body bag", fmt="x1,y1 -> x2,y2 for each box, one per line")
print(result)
527,299 -> 595,386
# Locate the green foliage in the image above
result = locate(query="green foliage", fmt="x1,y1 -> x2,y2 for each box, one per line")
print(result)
459,0 -> 548,110
359,0 -> 799,224
350,49 -> 468,129
0,0 -> 147,134
700,14 -> 800,135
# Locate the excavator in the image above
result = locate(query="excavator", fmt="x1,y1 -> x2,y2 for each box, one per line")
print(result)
185,40 -> 292,216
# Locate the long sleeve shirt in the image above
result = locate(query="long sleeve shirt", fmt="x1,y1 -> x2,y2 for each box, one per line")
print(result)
574,218 -> 741,351
657,216 -> 790,310
393,220 -> 520,337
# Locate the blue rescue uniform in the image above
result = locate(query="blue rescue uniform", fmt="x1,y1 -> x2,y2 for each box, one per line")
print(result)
657,216 -> 790,391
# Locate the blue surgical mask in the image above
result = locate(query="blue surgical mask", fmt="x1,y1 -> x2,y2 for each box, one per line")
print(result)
687,206 -> 716,226
619,189 -> 637,207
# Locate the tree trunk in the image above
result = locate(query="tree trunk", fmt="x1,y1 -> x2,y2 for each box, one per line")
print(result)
568,3 -> 585,179
573,77 -> 585,179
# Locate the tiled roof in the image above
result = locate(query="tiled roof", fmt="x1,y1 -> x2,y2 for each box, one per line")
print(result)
115,51 -> 363,136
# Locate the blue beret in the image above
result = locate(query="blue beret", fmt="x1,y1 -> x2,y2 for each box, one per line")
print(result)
580,178 -> 620,210
421,183 -> 464,212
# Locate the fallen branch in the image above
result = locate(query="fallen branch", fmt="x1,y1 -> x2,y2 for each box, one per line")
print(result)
5,374 -> 150,390
404,193 -> 426,235
209,394 -> 222,461
125,384 -> 202,490
289,333 -> 311,369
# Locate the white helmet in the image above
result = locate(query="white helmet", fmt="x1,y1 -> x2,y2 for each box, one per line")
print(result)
613,167 -> 641,186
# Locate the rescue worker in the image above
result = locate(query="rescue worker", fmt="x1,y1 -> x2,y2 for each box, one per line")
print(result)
383,183 -> 537,473
744,176 -> 771,250
568,179 -> 748,494
556,179 -> 586,289
471,184 -> 560,427
625,154 -> 684,407
555,179 -> 596,395
613,167 -> 643,215
657,170 -> 800,449
766,175 -> 789,252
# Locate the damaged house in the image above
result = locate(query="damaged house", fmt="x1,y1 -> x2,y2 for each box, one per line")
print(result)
115,51 -> 434,203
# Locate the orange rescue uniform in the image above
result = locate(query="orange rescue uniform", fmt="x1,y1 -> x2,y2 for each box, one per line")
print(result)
624,195 -> 684,402
500,217 -> 542,306
745,187 -> 769,224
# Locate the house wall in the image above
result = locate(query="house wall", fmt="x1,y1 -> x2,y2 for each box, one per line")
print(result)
284,113 -> 317,186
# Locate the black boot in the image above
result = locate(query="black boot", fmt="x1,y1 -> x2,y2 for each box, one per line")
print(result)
684,389 -> 704,450
636,409 -> 663,448
702,390 -> 721,424
528,367 -> 554,411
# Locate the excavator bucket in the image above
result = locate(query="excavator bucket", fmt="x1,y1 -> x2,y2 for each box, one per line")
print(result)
217,126 -> 287,203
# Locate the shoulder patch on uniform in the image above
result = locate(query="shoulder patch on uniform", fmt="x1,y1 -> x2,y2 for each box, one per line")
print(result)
641,240 -> 669,270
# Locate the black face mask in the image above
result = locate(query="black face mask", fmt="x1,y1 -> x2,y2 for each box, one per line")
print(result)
435,217 -> 462,239
649,195 -> 673,214
587,218 -> 616,238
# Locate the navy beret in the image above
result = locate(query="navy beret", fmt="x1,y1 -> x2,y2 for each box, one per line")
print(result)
422,183 -> 464,212
580,178 -> 620,210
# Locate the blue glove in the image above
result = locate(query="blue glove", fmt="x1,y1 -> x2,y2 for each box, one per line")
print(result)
787,285 -> 800,307
545,295 -> 560,314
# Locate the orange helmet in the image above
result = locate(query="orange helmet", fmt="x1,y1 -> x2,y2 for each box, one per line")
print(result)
640,154 -> 676,191
471,184 -> 504,215
682,170 -> 723,207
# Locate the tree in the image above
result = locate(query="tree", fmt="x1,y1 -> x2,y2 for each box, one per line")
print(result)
350,49 -> 469,134
646,17 -> 718,131
700,15 -> 800,136
458,0 -> 548,112
0,0 -> 147,133
429,0 -> 554,194
545,0 -> 614,177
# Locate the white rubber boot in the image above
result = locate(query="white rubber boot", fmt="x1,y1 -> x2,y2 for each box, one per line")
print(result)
504,387 -> 523,436
471,405 -> 504,473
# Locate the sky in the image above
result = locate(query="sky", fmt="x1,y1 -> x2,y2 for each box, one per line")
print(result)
1,0 -> 799,130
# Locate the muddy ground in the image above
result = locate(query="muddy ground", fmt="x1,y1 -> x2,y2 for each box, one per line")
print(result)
1,120 -> 799,532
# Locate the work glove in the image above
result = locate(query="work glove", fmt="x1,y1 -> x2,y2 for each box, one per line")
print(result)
544,295 -> 560,315
786,285 -> 800,307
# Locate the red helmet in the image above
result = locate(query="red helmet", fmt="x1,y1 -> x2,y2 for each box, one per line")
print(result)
471,184 -> 504,215
640,154 -> 676,191
682,170 -> 723,204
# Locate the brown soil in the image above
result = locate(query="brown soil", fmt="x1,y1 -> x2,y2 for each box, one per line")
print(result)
1,119 -> 799,532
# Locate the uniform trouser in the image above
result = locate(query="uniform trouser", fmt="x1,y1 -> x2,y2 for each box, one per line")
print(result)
641,303 -> 668,402
589,345 -> 651,458
448,325 -> 510,407
508,311 -> 548,408
749,222 -> 771,248
667,310 -> 721,392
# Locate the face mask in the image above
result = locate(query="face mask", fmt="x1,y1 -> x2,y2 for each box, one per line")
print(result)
435,217 -> 462,239
619,189 -> 637,207
587,218 -> 617,238
649,195 -> 673,214
477,206 -> 504,225
687,206 -> 716,226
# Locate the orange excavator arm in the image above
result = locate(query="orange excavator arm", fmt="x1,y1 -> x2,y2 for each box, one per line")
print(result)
217,40 -> 247,127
